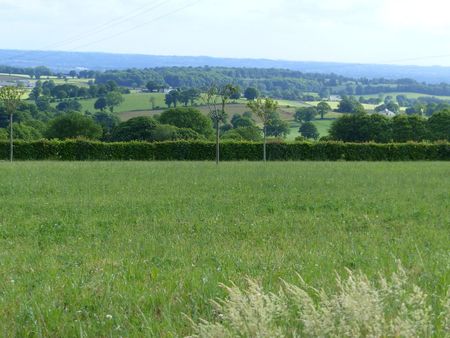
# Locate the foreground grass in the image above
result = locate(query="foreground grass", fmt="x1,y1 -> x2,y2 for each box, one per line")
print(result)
0,162 -> 449,336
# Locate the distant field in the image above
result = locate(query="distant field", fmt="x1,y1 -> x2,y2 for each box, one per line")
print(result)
287,118 -> 335,140
360,91 -> 450,100
0,162 -> 448,336
77,92 -> 166,113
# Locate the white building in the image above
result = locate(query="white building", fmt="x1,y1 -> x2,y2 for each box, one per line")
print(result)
377,109 -> 396,117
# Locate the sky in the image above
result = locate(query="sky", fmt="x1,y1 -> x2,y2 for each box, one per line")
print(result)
1,0 -> 450,66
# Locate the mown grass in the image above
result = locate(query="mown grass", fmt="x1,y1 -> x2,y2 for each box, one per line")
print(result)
0,162 -> 449,337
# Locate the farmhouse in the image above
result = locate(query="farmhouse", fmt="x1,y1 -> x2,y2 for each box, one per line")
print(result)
329,95 -> 342,102
377,109 -> 396,117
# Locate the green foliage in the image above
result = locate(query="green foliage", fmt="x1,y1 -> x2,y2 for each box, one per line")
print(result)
244,87 -> 259,100
12,123 -> 42,141
105,91 -> 124,113
110,116 -> 159,142
295,106 -> 318,122
222,126 -> 263,141
0,128 -> 8,140
299,122 -> 319,140
392,115 -> 428,142
330,114 -> 392,142
428,110 -> 450,141
92,111 -> 120,137
159,107 -> 214,138
337,96 -> 366,114
230,114 -> 255,128
0,140 -> 448,161
56,99 -> 82,112
94,97 -> 107,111
165,90 -> 181,108
266,118 -> 290,138
45,112 -> 103,140
316,101 -> 331,119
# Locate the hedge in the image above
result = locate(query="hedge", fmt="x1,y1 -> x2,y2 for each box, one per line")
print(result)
0,140 -> 449,161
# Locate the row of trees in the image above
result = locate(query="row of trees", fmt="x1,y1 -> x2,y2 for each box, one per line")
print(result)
328,111 -> 450,143
94,66 -> 450,100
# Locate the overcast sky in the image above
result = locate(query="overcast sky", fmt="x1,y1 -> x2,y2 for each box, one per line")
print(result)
1,0 -> 450,66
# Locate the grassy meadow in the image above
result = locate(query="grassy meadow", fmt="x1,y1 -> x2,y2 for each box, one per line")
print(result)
0,162 -> 449,336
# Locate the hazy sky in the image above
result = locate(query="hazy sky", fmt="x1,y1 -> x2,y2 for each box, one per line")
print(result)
1,0 -> 450,66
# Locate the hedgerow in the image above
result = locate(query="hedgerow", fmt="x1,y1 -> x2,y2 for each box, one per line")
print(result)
0,140 -> 449,161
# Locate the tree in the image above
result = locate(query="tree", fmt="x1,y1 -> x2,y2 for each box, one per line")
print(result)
428,110 -> 450,141
299,122 -> 319,140
94,97 -> 107,111
69,70 -> 77,78
111,117 -> 158,142
179,88 -> 201,106
391,115 -> 428,142
146,81 -> 162,92
105,91 -> 124,113
337,96 -> 366,114
230,86 -> 242,100
247,98 -> 279,161
295,107 -> 318,123
149,96 -> 156,110
56,99 -> 82,112
231,114 -> 255,128
317,101 -> 332,120
0,86 -> 25,161
45,113 -> 103,140
204,84 -> 239,164
93,111 -> 120,138
266,117 -> 290,138
222,126 -> 262,141
165,90 -> 181,108
159,107 -> 214,138
329,113 -> 392,143
244,87 -> 259,101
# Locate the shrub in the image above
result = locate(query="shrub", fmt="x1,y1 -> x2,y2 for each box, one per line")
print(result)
428,110 -> 450,141
222,127 -> 263,141
111,117 -> 158,142
0,140 -> 448,161
45,112 -> 102,140
159,107 -> 214,138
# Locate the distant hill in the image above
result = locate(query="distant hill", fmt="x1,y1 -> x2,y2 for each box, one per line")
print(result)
2,49 -> 450,83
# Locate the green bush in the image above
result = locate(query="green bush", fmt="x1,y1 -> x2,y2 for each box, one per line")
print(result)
0,140 -> 448,161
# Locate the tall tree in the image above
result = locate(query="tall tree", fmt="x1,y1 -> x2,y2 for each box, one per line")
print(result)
317,101 -> 332,120
204,84 -> 239,164
105,91 -> 124,113
0,86 -> 25,162
247,98 -> 279,162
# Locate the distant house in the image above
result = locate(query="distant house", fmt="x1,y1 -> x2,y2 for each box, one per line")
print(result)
377,109 -> 396,117
329,95 -> 342,102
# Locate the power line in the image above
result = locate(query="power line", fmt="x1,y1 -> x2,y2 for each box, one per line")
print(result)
44,0 -> 174,49
67,0 -> 202,52
1,0 -> 175,62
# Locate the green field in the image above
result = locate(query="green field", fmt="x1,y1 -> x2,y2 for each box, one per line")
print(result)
79,92 -> 166,114
360,91 -> 450,101
288,119 -> 335,140
0,162 -> 448,336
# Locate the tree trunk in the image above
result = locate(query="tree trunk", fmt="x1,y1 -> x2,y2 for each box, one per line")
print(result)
263,125 -> 267,162
9,113 -> 13,162
216,120 -> 220,165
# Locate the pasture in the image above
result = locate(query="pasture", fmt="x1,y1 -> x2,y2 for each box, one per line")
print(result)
0,162 -> 448,336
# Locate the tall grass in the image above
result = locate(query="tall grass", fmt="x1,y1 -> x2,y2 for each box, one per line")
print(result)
189,263 -> 449,337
